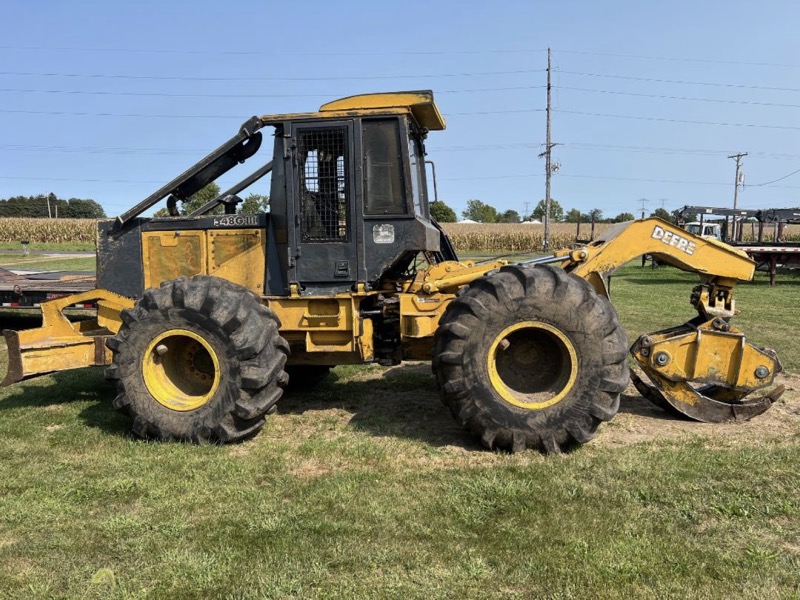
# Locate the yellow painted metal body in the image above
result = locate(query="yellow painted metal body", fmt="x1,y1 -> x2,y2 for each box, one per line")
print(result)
562,218 -> 755,297
268,295 -> 370,364
551,217 -> 781,418
0,214 -> 783,426
631,320 -> 780,393
1,289 -> 134,385
260,90 -> 446,132
142,228 -> 265,294
405,259 -> 507,294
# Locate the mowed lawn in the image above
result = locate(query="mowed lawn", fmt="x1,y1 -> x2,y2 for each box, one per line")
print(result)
0,263 -> 798,598
0,252 -> 96,273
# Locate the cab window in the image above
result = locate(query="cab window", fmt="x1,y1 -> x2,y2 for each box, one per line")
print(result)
363,120 -> 407,215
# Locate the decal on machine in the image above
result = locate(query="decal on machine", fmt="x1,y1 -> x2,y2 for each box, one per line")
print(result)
213,215 -> 259,227
373,224 -> 395,244
651,225 -> 696,255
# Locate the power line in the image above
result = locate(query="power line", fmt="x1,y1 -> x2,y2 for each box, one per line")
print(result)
448,109 -> 545,115
4,43 -> 798,69
6,138 -> 800,165
750,166 -> 800,187
556,109 -> 800,131
0,44 -> 549,56
558,70 -> 800,94
0,68 -> 545,82
0,85 -> 545,99
559,86 -> 800,109
7,171 -> 800,189
557,49 -> 800,69
6,140 -> 800,162
8,105 -> 794,128
0,107 -> 545,119
0,109 -> 249,119
562,142 -> 800,160
0,141 -> 542,157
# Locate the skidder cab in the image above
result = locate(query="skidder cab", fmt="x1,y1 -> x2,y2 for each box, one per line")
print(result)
0,91 -> 784,452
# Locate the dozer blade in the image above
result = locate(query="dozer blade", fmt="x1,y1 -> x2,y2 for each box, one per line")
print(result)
631,367 -> 785,423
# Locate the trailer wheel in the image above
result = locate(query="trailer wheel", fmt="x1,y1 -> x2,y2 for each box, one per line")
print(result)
433,264 -> 628,453
105,276 -> 289,443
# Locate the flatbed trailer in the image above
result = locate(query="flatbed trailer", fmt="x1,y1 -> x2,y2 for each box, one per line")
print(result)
0,268 -> 96,310
732,243 -> 800,286
677,205 -> 800,285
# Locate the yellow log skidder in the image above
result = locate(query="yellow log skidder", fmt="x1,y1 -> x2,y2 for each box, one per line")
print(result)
0,91 -> 784,452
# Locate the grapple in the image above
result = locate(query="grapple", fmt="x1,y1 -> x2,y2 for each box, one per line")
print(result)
629,316 -> 785,423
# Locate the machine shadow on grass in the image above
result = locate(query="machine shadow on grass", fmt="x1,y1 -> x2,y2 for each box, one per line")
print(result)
278,364 -> 484,450
0,362 -> 481,449
618,393 -> 683,421
0,362 -> 677,450
0,367 -> 131,437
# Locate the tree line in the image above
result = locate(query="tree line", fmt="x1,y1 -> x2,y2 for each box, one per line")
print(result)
0,187 -> 270,220
151,184 -> 269,216
431,198 -> 672,224
0,194 -> 106,218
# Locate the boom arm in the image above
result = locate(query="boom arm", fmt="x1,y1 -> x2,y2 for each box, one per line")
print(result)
546,218 -> 782,423
559,218 -> 754,290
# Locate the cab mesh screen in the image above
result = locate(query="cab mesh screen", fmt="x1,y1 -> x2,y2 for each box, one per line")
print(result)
298,128 -> 348,242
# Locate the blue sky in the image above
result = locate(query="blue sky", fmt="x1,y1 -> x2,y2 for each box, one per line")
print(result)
2,0 -> 800,220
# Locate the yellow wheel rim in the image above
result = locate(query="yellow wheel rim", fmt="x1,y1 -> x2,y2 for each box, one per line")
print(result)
142,329 -> 221,411
487,321 -> 578,410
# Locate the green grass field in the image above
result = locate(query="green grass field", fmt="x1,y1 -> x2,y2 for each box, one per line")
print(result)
0,242 -> 96,252
0,262 -> 798,598
0,253 -> 96,273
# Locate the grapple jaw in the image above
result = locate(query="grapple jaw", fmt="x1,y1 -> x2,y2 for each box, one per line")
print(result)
630,319 -> 785,423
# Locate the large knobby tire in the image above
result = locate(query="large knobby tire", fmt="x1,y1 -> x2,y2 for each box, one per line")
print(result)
433,264 -> 629,454
105,275 -> 289,443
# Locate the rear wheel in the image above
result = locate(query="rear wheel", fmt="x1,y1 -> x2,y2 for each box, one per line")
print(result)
433,264 -> 629,453
106,275 -> 289,442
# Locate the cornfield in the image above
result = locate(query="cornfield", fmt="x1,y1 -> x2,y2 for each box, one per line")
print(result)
440,223 -> 610,252
0,217 -> 796,251
441,222 -> 800,252
0,218 -> 97,244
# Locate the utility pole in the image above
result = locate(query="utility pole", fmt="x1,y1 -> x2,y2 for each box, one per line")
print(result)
523,201 -> 531,221
728,153 -> 747,209
728,152 -> 747,240
539,47 -> 555,250
638,198 -> 648,219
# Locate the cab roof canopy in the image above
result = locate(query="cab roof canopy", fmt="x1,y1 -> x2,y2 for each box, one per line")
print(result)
259,90 -> 446,131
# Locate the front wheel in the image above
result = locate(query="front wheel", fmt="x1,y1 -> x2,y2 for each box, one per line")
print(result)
106,276 -> 289,443
433,265 -> 629,453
